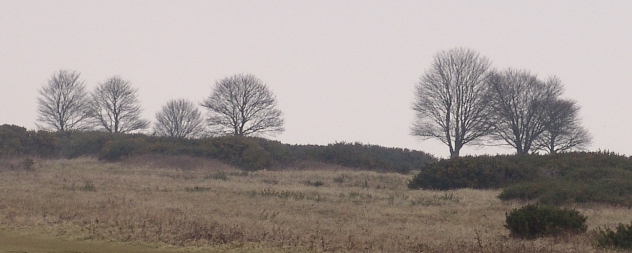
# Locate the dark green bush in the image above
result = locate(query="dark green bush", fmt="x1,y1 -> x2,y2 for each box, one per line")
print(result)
98,137 -> 149,161
200,136 -> 274,171
409,152 -> 632,192
57,131 -> 113,158
505,204 -> 587,239
0,125 -> 59,158
596,221 -> 632,250
499,167 -> 632,206
408,155 -> 543,190
298,142 -> 436,173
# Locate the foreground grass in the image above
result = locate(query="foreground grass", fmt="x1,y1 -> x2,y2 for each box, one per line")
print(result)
0,156 -> 631,252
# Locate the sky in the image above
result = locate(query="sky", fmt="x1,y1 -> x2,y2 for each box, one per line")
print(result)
1,1 -> 631,158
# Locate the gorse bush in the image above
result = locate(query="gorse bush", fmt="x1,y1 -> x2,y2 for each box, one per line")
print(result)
596,221 -> 632,250
408,155 -> 543,190
1,125 -> 437,172
409,152 -> 632,208
297,142 -> 435,173
0,124 -> 59,158
99,136 -> 149,161
499,167 -> 632,207
505,204 -> 587,239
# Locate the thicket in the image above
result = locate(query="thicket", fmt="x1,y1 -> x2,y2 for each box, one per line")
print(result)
505,204 -> 587,239
596,221 -> 632,250
0,124 -> 436,172
0,124 -> 58,158
408,151 -> 632,206
408,155 -> 544,190
292,142 -> 433,173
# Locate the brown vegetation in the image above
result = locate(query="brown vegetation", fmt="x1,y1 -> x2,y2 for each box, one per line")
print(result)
0,156 -> 630,252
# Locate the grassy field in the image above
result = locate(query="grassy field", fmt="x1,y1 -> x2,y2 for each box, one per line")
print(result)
0,155 -> 630,252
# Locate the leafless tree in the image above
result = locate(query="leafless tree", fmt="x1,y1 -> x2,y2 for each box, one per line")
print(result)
534,99 -> 592,153
154,99 -> 206,138
487,69 -> 563,154
36,70 -> 92,131
202,74 -> 284,136
90,76 -> 149,133
411,48 -> 493,158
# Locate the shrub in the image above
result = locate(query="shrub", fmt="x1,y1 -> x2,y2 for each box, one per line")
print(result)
596,221 -> 632,250
499,167 -> 632,207
303,180 -> 324,187
199,136 -> 274,171
408,155 -> 542,190
505,204 -> 587,239
98,137 -> 149,161
58,131 -> 113,158
20,157 -> 35,171
299,142 -> 436,173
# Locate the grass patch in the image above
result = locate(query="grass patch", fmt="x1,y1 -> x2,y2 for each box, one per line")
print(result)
1,157 -> 632,252
206,171 -> 229,180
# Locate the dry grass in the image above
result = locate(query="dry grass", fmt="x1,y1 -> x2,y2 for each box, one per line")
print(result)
0,155 -> 630,252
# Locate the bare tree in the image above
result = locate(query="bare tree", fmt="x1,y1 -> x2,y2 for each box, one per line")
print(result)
202,74 -> 284,136
411,48 -> 493,158
36,70 -> 92,131
487,69 -> 563,154
154,99 -> 206,138
534,99 -> 592,153
90,76 -> 149,133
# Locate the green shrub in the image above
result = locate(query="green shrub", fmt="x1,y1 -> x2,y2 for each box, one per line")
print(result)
410,152 -> 632,191
98,137 -> 148,161
58,131 -> 113,158
200,136 -> 274,171
499,167 -> 632,206
0,125 -> 59,158
408,155 -> 543,190
596,221 -> 632,250
505,204 -> 587,239
299,142 -> 436,173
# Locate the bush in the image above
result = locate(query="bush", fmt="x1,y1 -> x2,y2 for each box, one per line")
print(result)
408,155 -> 542,190
596,221 -> 632,250
98,137 -> 149,161
409,152 -> 632,191
0,125 -> 59,158
499,167 -> 632,206
299,142 -> 436,173
505,204 -> 587,239
57,131 -> 113,158
200,136 -> 274,171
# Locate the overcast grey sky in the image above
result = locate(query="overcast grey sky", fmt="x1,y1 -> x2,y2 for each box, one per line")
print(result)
1,1 -> 631,158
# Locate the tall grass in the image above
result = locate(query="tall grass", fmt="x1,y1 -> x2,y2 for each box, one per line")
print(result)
0,156 -> 630,252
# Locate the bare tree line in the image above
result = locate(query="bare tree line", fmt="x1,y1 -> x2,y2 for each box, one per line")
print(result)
36,71 -> 284,139
37,50 -> 591,157
412,48 -> 592,157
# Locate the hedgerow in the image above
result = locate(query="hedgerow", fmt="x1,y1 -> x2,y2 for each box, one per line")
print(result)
0,125 -> 437,172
